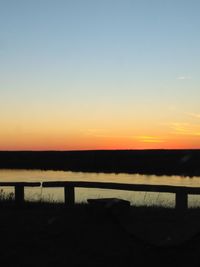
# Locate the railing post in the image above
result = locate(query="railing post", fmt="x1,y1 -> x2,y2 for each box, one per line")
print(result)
175,191 -> 187,211
64,186 -> 75,206
15,186 -> 24,205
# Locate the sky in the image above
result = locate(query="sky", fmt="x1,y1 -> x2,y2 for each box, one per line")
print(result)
0,0 -> 200,150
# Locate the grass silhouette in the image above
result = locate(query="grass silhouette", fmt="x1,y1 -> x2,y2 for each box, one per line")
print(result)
0,195 -> 200,266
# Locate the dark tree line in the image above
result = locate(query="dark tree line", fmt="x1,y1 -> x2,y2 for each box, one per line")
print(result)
0,150 -> 200,176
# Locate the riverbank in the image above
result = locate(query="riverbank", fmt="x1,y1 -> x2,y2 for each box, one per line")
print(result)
0,150 -> 200,177
1,203 -> 200,266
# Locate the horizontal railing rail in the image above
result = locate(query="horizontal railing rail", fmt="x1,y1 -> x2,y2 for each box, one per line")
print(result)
0,182 -> 41,187
42,181 -> 200,193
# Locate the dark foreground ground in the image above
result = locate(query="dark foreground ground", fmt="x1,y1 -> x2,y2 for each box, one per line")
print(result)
1,149 -> 200,176
1,203 -> 200,267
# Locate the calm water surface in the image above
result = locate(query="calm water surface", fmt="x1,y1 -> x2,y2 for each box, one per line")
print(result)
1,169 -> 200,207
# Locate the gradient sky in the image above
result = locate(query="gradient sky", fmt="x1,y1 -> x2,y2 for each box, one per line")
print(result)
1,0 -> 200,150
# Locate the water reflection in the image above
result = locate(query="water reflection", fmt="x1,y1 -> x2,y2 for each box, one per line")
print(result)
0,169 -> 200,207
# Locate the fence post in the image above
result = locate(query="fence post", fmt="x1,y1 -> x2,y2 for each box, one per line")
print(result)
64,186 -> 75,206
15,186 -> 24,205
175,191 -> 187,211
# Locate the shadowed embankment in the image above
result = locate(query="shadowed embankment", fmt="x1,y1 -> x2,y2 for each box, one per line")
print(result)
0,149 -> 200,176
1,203 -> 200,267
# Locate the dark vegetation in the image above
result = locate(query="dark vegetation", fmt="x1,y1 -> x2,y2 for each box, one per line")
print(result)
0,149 -> 200,176
1,201 -> 200,266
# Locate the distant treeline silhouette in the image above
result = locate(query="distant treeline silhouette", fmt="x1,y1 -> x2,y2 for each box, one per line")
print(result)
0,150 -> 200,176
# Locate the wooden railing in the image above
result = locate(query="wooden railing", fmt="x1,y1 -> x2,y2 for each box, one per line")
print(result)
42,181 -> 200,210
1,181 -> 200,210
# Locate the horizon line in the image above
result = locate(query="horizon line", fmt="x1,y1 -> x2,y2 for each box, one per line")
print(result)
0,148 -> 200,152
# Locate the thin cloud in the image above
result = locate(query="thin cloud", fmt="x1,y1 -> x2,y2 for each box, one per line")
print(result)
135,136 -> 165,143
167,122 -> 200,136
177,76 -> 192,80
185,112 -> 200,119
